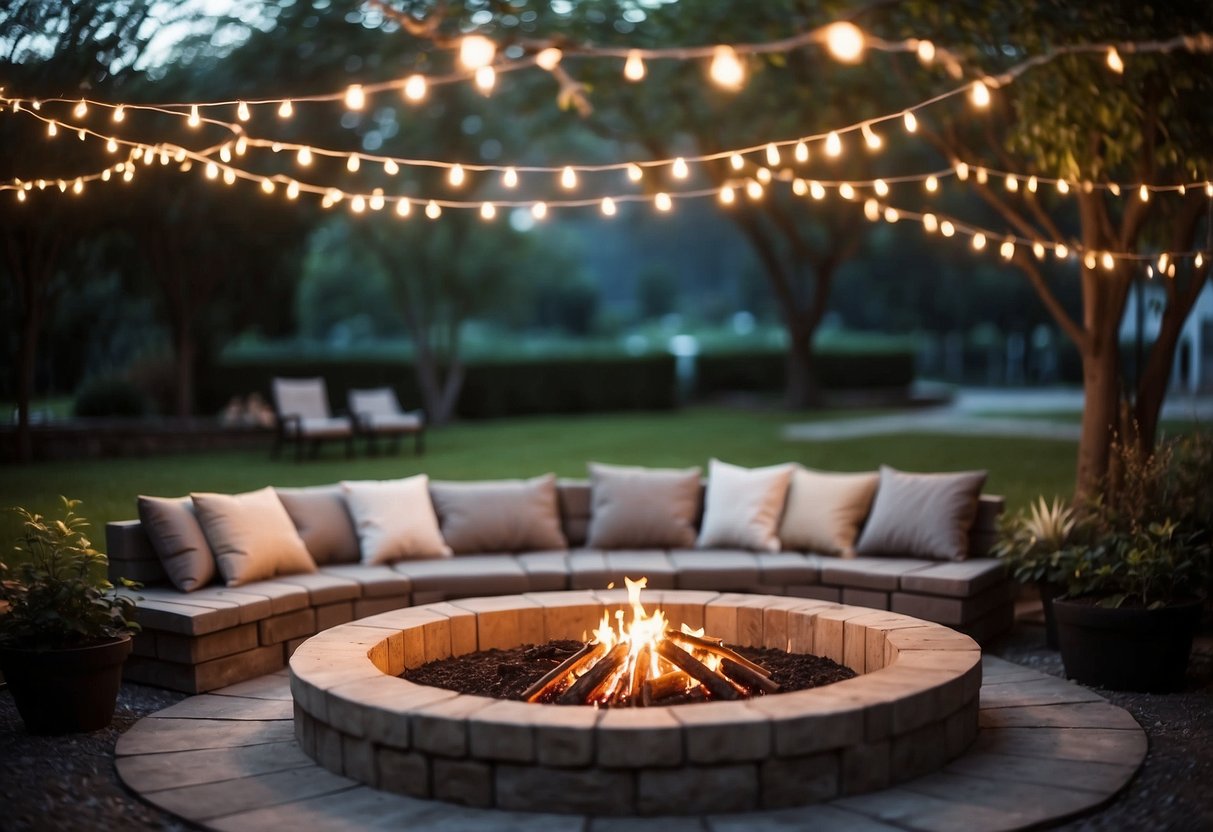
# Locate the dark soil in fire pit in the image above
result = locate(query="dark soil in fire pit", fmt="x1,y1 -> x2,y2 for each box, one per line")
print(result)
402,639 -> 856,704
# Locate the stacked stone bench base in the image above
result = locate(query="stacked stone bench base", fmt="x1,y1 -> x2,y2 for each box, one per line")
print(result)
290,591 -> 984,816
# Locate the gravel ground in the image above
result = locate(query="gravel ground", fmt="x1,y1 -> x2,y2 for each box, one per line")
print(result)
1,621 -> 1209,832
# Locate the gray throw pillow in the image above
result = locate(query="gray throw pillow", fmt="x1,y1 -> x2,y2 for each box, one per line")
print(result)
137,495 -> 216,592
275,485 -> 360,565
586,463 -> 702,549
429,474 -> 568,554
855,466 -> 988,561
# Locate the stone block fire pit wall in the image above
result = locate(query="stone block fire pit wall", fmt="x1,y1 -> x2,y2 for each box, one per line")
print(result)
290,590 -> 982,816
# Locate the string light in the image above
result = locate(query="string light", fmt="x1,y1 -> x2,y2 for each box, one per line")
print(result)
1139,184 -> 1149,202
916,39 -> 936,64
260,178 -> 274,194
369,189 -> 385,210
395,198 -> 410,217
765,143 -> 780,166
502,167 -> 518,187
237,100 -> 251,121
112,105 -> 125,123
1101,251 -> 1115,270
346,155 -> 360,172
970,79 -> 991,108
672,157 -> 689,179
975,167 -> 988,185
278,100 -> 293,118
955,162 -> 970,181
1027,175 -> 1038,193
1083,252 -> 1097,269
884,207 -> 899,222
794,141 -> 809,163
205,162 -> 218,179
864,199 -> 880,221
536,48 -> 563,71
344,84 -> 365,111
1107,47 -> 1124,73
627,163 -> 643,182
460,35 -> 496,70
1055,243 -> 1068,259
1033,242 -> 1046,259
923,213 -> 938,232
480,201 -> 496,220
756,167 -> 772,184
746,180 -> 764,200
1057,179 -> 1070,194
404,74 -> 427,102
861,123 -> 882,151
46,121 -> 57,137
561,166 -> 577,189
972,232 -> 987,250
655,191 -> 673,211
72,100 -> 87,118
297,146 -> 313,166
903,111 -> 918,133
601,196 -> 616,216
624,50 -> 646,81
350,194 -> 366,213
825,131 -> 842,157
287,180 -> 300,199
1005,175 -> 1018,192
532,201 -> 547,219
824,21 -> 865,63
426,200 -> 442,219
838,183 -> 856,200
810,181 -> 826,199
925,175 -> 939,192
729,154 -> 744,171
449,164 -> 465,187
106,138 -> 117,153
384,159 -> 399,175
874,179 -> 889,196
475,66 -> 496,93
940,220 -> 956,237
1000,239 -> 1015,260
709,45 -> 745,89
188,105 -> 200,127
222,168 -> 236,185
719,186 -> 735,205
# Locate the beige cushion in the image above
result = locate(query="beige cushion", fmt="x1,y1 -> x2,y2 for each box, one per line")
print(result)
429,474 -> 567,554
137,496 -> 216,592
586,463 -> 701,549
778,467 -> 880,557
275,486 -> 360,565
855,466 -> 988,561
191,488 -> 317,587
342,475 -> 451,565
697,459 -> 794,552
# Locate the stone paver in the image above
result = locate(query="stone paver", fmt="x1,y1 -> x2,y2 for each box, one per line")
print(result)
116,716 -> 295,755
151,693 -> 295,721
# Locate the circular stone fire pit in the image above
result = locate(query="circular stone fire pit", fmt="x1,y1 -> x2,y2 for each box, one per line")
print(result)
290,590 -> 982,816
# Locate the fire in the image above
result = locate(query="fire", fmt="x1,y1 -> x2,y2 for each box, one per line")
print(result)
522,577 -> 778,707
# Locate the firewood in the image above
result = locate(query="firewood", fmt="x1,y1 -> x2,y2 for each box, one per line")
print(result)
666,629 -> 772,679
557,642 -> 629,705
656,639 -> 743,701
628,644 -> 651,705
649,686 -> 709,707
721,657 -> 781,694
641,670 -> 691,706
522,642 -> 602,703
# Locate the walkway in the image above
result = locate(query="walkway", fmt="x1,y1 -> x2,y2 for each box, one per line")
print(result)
115,656 -> 1145,831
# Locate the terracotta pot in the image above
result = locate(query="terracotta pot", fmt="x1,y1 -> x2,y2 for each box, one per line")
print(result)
1053,598 -> 1201,693
0,635 -> 132,734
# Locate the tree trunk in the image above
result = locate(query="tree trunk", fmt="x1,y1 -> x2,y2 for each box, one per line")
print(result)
784,327 -> 821,410
1075,336 -> 1122,500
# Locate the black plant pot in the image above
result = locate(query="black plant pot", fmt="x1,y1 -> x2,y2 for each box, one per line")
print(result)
1053,598 -> 1201,693
1038,582 -> 1063,650
0,635 -> 132,734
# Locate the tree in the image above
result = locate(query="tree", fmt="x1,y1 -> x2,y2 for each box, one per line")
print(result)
890,0 -> 1213,497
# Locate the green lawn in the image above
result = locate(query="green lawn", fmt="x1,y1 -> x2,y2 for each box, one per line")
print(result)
0,407 -> 1080,551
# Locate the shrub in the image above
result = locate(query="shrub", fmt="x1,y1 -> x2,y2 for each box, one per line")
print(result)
73,376 -> 151,418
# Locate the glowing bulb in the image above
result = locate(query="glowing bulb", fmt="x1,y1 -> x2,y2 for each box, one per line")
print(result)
1109,183 -> 1121,196
925,175 -> 939,193
627,163 -> 643,182
1005,175 -> 1018,192
1176,184 -> 1184,196
122,168 -> 134,183
709,45 -> 744,89
345,84 -> 365,110
219,143 -> 232,163
561,166 -> 577,189
237,100 -> 250,121
970,80 -> 991,108
106,138 -> 117,153
923,213 -> 938,233
188,105 -> 200,127
1101,251 -> 1114,270
916,39 -> 936,64
1033,242 -> 1046,259
825,131 -> 842,157
404,74 -> 427,102
956,162 -> 969,181
972,232 -> 987,250
480,201 -> 496,220
286,180 -> 300,200
72,177 -> 83,195
1196,252 -> 1204,268
839,183 -> 856,200
1158,253 -> 1169,272
532,201 -> 547,220
1107,48 -> 1124,74
719,186 -> 736,205
884,207 -> 899,222
874,179 -> 889,196
746,180 -> 764,200
1139,184 -> 1149,202
1055,244 -> 1069,259
976,167 -> 988,185
174,147 -> 186,162
824,21 -> 865,63
1206,183 -> 1213,197
862,123 -> 882,151
347,155 -> 360,173
792,178 -> 808,196
794,141 -> 808,163
730,154 -> 744,171
351,195 -> 366,213
665,158 -> 687,180
756,167 -> 772,184
1000,240 -> 1015,260
47,121 -> 57,137
624,50 -> 646,81
369,189 -> 385,211
260,178 -> 274,194
73,99 -> 87,118
278,100 -> 293,118
601,197 -> 616,216
112,105 -> 124,123
940,220 -> 955,237
223,168 -> 236,185
864,199 -> 880,221
765,143 -> 780,166
235,136 -> 247,156
426,200 -> 441,219
475,66 -> 496,93
460,35 -> 496,70
1028,175 -> 1038,193
1057,179 -> 1070,194
449,164 -> 465,187
395,199 -> 411,217
655,192 -> 673,212
384,159 -> 398,175
903,111 -> 918,133
810,181 -> 825,200
206,162 -> 218,179
536,47 -> 563,71
16,190 -> 25,203
1083,252 -> 1097,270
502,167 -> 518,188
297,146 -> 313,166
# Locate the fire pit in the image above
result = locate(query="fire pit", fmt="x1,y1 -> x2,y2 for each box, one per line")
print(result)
290,588 -> 982,815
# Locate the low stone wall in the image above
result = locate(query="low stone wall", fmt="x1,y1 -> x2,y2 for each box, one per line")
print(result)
290,590 -> 982,815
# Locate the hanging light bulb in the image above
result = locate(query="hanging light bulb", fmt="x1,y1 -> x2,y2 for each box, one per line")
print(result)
347,154 -> 361,173
601,196 -> 616,216
395,199 -> 411,217
112,105 -> 125,123
862,123 -> 882,151
237,100 -> 250,121
1055,243 -> 1069,259
1139,184 -> 1149,202
278,100 -> 293,118
925,175 -> 939,193
940,220 -> 956,237
1000,240 -> 1015,260
1109,182 -> 1122,196
502,167 -> 518,188
260,178 -> 274,194
536,47 -> 563,71
976,167 -> 988,185
838,183 -> 856,200
655,192 -> 673,212
903,111 -> 918,133
369,189 -> 385,210
384,159 -> 399,175
765,143 -> 781,166
106,137 -> 117,153
1033,242 -> 1046,259
1083,251 -> 1097,269
1195,252 -> 1204,269
350,195 -> 366,213
297,146 -> 313,166
426,200 -> 442,219
864,199 -> 880,221
1057,179 -> 1070,194
627,163 -> 643,182
824,21 -> 865,63
972,232 -> 987,250
235,136 -> 248,156
1101,251 -> 1115,270
792,178 -> 808,196
810,180 -> 826,200
16,190 -> 26,203
220,143 -> 232,162
73,99 -> 88,118
916,39 -> 936,64
955,162 -> 969,181
1028,175 -> 1038,193
794,141 -> 809,163
561,166 -> 577,189
460,35 -> 496,70
730,153 -> 744,171
1206,182 -> 1213,197
404,74 -> 427,102
746,180 -> 764,200
47,121 -> 57,137
1006,175 -> 1018,192
449,164 -> 465,187
923,213 -> 938,233
532,201 -> 547,220
102,169 -> 112,181
1177,184 -> 1185,195
205,162 -> 218,179
188,105 -> 201,127
223,168 -> 236,185
475,66 -> 496,93
1107,47 -> 1124,74
345,84 -> 365,110
709,45 -> 744,89
874,179 -> 889,196
286,180 -> 300,200
970,79 -> 991,108
72,177 -> 84,195
480,201 -> 496,220
825,131 -> 842,157
1158,253 -> 1169,272
756,167 -> 772,184
624,50 -> 646,81
672,157 -> 689,179
884,207 -> 900,222
719,186 -> 736,205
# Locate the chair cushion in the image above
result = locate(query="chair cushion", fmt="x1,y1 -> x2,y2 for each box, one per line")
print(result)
667,550 -> 761,590
568,549 -> 676,590
295,417 -> 352,438
755,552 -> 821,586
275,485 -> 360,565
897,559 -> 1008,598
820,557 -> 936,591
778,467 -> 879,557
392,556 -> 529,598
318,565 -> 413,598
191,488 -> 316,588
697,459 -> 794,552
273,378 -> 331,420
342,475 -> 451,565
586,463 -> 701,549
514,551 -> 570,592
430,474 -> 567,554
856,466 -> 988,561
137,495 -> 216,592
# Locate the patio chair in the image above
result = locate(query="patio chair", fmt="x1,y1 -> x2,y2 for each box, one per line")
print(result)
270,377 -> 355,461
348,387 -> 426,455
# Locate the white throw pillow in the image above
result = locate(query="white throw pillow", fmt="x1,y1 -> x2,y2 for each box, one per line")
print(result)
191,487 -> 317,587
342,475 -> 451,565
696,459 -> 794,552
778,467 -> 880,557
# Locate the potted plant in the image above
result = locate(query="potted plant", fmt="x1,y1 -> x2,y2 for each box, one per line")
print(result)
992,496 -> 1080,649
0,498 -> 139,734
1053,433 -> 1212,693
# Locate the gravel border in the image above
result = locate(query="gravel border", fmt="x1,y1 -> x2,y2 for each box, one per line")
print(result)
1,620 -> 1208,831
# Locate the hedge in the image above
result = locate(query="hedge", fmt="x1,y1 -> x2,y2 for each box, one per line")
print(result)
695,348 -> 915,395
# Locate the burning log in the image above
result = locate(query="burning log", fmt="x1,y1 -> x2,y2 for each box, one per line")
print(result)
557,643 -> 629,705
522,642 -> 604,703
656,639 -> 743,701
720,657 -> 781,694
666,629 -> 772,679
640,670 -> 691,706
628,644 -> 651,705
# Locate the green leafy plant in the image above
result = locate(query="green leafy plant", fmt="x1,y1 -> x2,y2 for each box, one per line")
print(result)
1066,520 -> 1209,610
0,498 -> 139,651
992,496 -> 1081,585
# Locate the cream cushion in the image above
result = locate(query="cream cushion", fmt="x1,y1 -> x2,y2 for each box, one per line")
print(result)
275,485 -> 360,565
778,467 -> 880,557
342,475 -> 451,565
855,466 -> 988,561
137,496 -> 216,592
191,487 -> 317,587
429,474 -> 567,554
697,459 -> 794,552
586,463 -> 702,549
